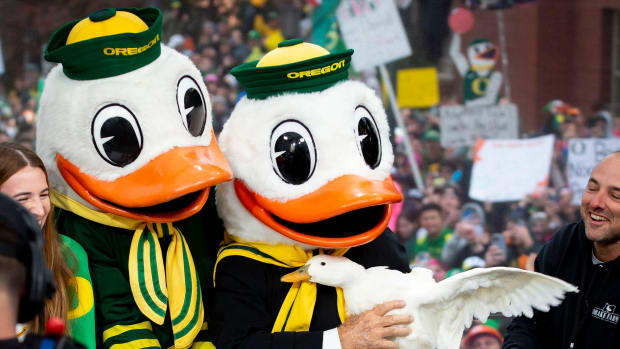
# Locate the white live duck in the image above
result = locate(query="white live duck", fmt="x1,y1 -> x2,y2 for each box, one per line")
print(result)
283,254 -> 578,349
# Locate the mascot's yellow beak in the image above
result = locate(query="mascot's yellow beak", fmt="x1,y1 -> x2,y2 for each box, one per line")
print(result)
57,132 -> 232,222
281,264 -> 311,283
235,175 -> 402,248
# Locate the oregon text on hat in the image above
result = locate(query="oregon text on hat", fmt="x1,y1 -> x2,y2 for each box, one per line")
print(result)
286,60 -> 346,79
102,33 -> 160,56
44,7 -> 162,80
231,39 -> 353,100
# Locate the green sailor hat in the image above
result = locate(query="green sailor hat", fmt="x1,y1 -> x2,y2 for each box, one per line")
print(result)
468,38 -> 491,47
231,38 -> 353,100
44,7 -> 162,81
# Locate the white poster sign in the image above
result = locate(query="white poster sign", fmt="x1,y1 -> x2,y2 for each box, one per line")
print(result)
567,138 -> 620,205
469,135 -> 555,202
440,103 -> 519,147
336,0 -> 412,71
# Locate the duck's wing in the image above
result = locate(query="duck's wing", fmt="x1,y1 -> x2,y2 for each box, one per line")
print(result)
419,267 -> 578,349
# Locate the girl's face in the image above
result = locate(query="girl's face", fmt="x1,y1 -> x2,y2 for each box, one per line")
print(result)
0,166 -> 50,227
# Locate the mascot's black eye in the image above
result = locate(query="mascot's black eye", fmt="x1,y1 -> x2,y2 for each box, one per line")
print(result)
354,106 -> 381,169
320,262 -> 326,266
176,75 -> 207,137
91,104 -> 143,167
270,120 -> 317,185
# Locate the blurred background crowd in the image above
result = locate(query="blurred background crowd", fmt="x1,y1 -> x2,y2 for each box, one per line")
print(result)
1,1 -> 620,347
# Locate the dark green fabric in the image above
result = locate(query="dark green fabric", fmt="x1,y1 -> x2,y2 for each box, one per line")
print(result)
278,38 -> 304,47
55,193 -> 224,348
231,49 -> 353,100
462,69 -> 494,103
60,235 -> 96,349
44,7 -> 162,81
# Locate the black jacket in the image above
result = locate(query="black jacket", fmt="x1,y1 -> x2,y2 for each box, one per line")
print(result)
211,229 -> 410,349
503,221 -> 620,349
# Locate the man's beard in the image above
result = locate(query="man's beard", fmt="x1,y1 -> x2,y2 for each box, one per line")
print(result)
586,226 -> 620,246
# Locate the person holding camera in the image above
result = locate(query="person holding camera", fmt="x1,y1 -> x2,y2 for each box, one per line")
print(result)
0,193 -> 83,349
503,152 -> 620,349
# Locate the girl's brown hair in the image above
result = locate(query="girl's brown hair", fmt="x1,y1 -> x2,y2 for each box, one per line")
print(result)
0,142 -> 74,333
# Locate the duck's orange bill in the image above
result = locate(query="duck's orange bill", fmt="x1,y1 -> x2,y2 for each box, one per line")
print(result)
234,175 -> 403,248
57,134 -> 232,222
281,265 -> 311,283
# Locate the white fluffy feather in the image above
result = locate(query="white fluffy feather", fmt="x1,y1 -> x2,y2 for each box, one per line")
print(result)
303,255 -> 578,349
216,81 -> 393,246
36,45 -> 213,209
217,80 -> 393,201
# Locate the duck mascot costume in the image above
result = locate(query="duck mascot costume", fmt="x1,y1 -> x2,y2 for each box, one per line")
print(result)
449,33 -> 502,107
211,39 -> 410,348
36,8 -> 232,349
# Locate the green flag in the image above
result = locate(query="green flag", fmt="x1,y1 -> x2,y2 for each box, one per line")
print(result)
311,0 -> 347,52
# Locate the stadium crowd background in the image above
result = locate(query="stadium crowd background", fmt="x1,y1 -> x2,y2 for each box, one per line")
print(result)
1,0 -> 620,345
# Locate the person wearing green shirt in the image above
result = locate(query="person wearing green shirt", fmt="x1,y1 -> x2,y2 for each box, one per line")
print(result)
406,203 -> 453,263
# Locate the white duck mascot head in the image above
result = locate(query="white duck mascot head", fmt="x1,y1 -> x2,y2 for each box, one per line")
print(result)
212,39 -> 406,339
38,8 -> 231,221
37,8 -> 231,348
216,39 -> 402,250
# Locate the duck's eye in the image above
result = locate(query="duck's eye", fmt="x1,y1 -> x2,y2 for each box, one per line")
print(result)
176,75 -> 207,137
354,106 -> 381,169
270,120 -> 317,185
91,104 -> 143,167
320,262 -> 326,266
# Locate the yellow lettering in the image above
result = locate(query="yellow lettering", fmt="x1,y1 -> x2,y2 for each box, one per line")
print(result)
102,34 -> 160,56
321,66 -> 331,74
471,77 -> 490,96
311,68 -> 321,76
287,72 -> 300,79
331,63 -> 339,70
300,71 -> 311,78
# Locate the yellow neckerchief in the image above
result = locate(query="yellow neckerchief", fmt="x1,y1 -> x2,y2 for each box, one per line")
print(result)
214,234 -> 349,333
471,63 -> 495,72
51,190 -> 203,348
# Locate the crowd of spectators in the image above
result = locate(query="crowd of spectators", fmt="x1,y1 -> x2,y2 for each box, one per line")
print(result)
2,0 -> 620,273
392,99 -> 620,278
0,0 -> 308,146
390,99 -> 620,345
2,1 -> 620,346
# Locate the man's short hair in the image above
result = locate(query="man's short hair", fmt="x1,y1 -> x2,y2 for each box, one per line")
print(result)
420,203 -> 443,216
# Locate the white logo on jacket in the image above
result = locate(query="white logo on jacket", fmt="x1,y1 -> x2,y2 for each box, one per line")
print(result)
592,303 -> 619,324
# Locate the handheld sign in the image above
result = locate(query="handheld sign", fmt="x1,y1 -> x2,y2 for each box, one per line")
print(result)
397,68 -> 439,108
336,0 -> 412,71
469,135 -> 555,202
567,138 -> 620,205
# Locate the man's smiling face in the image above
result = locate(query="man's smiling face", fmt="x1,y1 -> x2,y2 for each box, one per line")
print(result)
581,153 -> 620,245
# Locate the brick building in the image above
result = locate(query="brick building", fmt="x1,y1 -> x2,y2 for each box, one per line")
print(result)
457,0 -> 620,131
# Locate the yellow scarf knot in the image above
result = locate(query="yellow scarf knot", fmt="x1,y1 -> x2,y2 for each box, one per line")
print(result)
51,190 -> 203,348
214,234 -> 348,333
